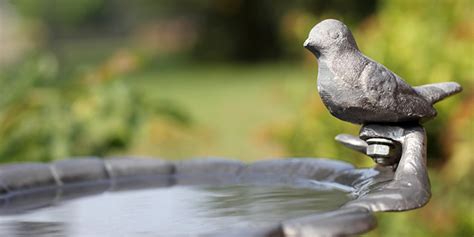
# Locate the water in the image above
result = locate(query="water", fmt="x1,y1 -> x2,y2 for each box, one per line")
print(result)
0,184 -> 353,236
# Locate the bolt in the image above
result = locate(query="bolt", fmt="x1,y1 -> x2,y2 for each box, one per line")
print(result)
365,138 -> 401,166
367,143 -> 391,157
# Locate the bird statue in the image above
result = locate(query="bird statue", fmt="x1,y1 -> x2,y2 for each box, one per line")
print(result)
304,19 -> 462,124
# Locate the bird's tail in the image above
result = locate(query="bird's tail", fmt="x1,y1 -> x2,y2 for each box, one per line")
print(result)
415,82 -> 462,104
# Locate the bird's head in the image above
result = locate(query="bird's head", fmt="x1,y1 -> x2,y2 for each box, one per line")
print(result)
304,19 -> 358,59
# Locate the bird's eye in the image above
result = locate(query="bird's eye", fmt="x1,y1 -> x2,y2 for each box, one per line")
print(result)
329,31 -> 340,39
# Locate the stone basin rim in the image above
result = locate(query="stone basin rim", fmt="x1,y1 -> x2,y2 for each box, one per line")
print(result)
0,157 -> 425,236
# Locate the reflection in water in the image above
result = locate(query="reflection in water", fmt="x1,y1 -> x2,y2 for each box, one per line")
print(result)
1,221 -> 66,237
0,185 -> 352,236
198,185 -> 352,224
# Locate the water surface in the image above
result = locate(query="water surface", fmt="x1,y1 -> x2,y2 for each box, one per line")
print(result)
0,184 -> 353,236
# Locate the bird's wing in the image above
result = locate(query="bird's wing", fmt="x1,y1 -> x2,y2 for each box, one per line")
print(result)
414,82 -> 462,104
360,60 -> 435,117
360,60 -> 410,101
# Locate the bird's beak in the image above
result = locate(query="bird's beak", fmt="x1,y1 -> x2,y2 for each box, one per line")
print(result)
303,39 -> 311,48
304,38 -> 321,58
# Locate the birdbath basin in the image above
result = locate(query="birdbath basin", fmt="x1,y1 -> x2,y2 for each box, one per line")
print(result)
0,158 -> 381,236
0,158 -> 366,236
0,124 -> 430,237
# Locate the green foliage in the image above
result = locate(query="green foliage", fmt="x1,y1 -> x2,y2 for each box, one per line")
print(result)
12,0 -> 105,26
0,53 -> 192,162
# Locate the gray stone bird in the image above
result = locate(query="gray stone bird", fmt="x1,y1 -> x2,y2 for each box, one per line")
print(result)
304,19 -> 462,124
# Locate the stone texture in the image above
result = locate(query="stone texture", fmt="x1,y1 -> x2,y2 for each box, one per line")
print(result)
105,157 -> 174,191
104,157 -> 174,178
174,158 -> 244,186
0,163 -> 56,193
51,157 -> 109,185
175,158 -> 244,175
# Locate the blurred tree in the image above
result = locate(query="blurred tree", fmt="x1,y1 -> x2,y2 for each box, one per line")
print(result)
146,0 -> 377,61
12,0 -> 107,34
10,0 -> 377,62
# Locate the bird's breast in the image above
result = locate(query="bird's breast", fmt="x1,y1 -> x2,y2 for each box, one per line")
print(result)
317,63 -> 348,113
317,60 -> 369,122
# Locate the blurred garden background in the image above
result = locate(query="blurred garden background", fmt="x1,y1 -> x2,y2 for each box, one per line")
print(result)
0,0 -> 472,235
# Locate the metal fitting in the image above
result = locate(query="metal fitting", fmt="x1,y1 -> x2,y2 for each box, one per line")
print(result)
365,138 -> 401,166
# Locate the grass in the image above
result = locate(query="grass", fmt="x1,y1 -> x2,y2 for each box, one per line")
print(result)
128,62 -> 318,161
